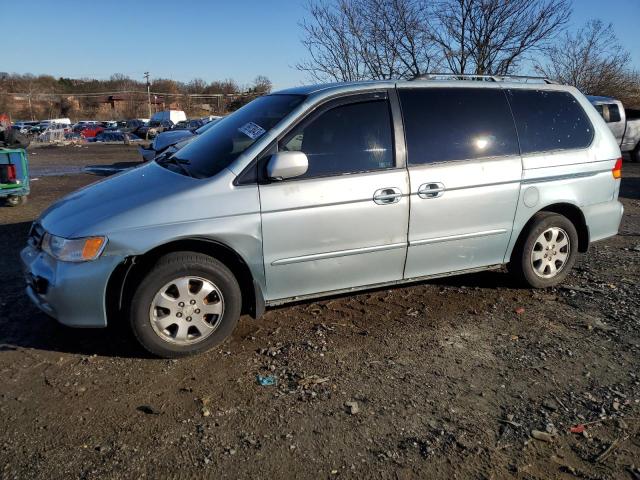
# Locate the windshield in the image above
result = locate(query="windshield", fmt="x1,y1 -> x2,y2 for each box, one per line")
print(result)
194,119 -> 220,135
170,94 -> 305,178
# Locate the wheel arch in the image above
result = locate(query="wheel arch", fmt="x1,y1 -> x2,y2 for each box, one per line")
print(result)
510,202 -> 590,264
106,237 -> 265,325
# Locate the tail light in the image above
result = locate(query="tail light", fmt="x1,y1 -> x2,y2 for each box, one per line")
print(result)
612,157 -> 622,179
7,164 -> 17,183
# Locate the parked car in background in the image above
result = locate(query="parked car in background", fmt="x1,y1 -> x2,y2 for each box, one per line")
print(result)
89,131 -> 142,143
123,119 -> 150,137
13,121 -> 39,134
78,125 -> 105,138
73,121 -> 100,128
588,95 -> 640,162
36,124 -> 69,142
136,120 -> 173,139
138,117 -> 221,162
38,122 -> 70,133
28,124 -> 47,135
40,118 -> 71,128
151,110 -> 186,125
21,77 -> 624,358
172,119 -> 206,130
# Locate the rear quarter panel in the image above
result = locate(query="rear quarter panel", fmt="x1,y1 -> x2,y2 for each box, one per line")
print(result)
504,87 -> 621,261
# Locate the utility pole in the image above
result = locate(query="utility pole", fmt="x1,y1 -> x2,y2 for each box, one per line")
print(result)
144,72 -> 152,118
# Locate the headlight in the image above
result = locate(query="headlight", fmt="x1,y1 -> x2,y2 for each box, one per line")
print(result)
42,234 -> 107,262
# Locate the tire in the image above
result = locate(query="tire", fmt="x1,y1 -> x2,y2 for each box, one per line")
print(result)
129,252 -> 242,358
5,195 -> 27,207
631,145 -> 640,163
510,212 -> 579,288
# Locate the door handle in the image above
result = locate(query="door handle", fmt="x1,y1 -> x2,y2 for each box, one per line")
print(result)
418,182 -> 445,199
373,187 -> 402,205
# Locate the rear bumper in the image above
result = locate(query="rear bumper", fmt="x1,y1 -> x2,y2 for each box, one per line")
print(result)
20,244 -> 122,328
583,199 -> 624,243
0,186 -> 29,198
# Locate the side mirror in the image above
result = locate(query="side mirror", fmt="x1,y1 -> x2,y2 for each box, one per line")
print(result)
267,151 -> 309,180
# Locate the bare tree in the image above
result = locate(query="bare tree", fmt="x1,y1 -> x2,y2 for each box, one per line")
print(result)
535,20 -> 639,104
297,0 -> 369,81
297,0 -> 439,82
186,78 -> 207,94
298,0 -> 569,81
433,0 -> 571,75
251,75 -> 273,95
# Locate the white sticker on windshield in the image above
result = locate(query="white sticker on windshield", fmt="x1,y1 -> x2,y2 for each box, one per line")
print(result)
238,122 -> 266,140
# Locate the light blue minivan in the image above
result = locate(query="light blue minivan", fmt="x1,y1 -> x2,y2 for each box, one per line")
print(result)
22,76 -> 624,357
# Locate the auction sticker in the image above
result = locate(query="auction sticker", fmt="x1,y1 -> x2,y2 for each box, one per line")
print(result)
238,122 -> 266,140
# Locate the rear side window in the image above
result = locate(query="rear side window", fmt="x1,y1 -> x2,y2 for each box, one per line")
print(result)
398,88 -> 519,165
507,89 -> 594,154
279,99 -> 394,178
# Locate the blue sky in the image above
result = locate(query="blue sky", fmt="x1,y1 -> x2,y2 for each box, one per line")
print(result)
3,0 -> 639,90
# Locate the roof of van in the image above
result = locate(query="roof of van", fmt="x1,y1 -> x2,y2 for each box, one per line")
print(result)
274,78 -> 571,97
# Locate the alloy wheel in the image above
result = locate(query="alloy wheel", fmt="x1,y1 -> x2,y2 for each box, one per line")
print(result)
149,276 -> 224,345
530,227 -> 570,278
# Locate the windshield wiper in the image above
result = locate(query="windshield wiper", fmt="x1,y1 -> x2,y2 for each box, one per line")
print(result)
157,155 -> 194,177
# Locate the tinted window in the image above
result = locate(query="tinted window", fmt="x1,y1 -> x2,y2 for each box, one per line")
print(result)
594,104 -> 604,118
279,99 -> 394,178
172,94 -> 304,178
507,89 -> 594,154
607,104 -> 621,123
399,88 -> 519,165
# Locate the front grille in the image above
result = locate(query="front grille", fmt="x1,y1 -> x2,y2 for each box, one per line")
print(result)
28,222 -> 45,249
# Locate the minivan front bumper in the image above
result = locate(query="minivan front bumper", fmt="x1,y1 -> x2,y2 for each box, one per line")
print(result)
21,244 -> 121,328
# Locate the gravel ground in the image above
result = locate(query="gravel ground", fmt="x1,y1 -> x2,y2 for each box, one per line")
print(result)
1,145 -> 639,479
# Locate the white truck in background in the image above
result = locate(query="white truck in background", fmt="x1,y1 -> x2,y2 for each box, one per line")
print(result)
150,110 -> 187,125
588,95 -> 640,162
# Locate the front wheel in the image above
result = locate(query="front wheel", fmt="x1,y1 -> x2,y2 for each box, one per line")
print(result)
129,252 -> 242,358
510,212 -> 579,288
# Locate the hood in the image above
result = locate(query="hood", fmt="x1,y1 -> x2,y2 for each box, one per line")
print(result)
40,162 -> 196,238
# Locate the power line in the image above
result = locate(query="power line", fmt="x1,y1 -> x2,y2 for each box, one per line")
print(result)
0,90 -> 253,98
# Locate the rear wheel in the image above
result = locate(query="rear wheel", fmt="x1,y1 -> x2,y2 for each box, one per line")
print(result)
5,195 -> 27,207
631,144 -> 640,163
511,212 -> 578,288
129,252 -> 241,358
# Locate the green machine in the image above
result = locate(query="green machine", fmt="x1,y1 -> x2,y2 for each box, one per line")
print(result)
0,148 -> 30,206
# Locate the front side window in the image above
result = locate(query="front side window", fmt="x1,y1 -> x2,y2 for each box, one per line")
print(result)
171,94 -> 305,178
507,89 -> 594,154
279,99 -> 394,179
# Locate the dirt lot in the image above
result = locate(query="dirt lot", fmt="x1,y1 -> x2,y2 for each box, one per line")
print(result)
1,145 -> 639,479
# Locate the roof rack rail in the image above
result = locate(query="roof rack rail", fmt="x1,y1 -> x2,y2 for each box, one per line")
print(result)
411,73 -> 557,84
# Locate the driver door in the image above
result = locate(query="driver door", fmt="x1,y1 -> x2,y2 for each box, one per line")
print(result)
259,92 -> 410,301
